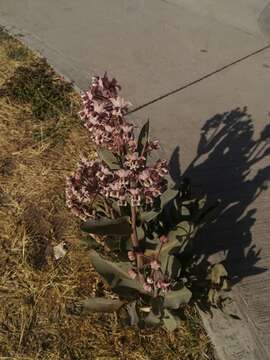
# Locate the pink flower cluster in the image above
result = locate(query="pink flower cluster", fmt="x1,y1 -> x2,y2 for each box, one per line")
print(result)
67,73 -> 168,217
109,154 -> 167,206
66,158 -> 111,220
66,153 -> 168,219
79,73 -> 136,152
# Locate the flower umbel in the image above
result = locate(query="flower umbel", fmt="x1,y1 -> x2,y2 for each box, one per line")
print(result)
79,73 -> 134,152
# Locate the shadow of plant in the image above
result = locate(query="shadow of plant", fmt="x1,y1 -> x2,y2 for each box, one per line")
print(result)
170,107 -> 270,289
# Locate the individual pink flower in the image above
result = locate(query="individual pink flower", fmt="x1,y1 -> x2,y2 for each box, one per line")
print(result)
143,187 -> 161,204
129,188 -> 142,207
127,139 -> 137,152
154,159 -> 168,177
138,169 -> 153,187
115,169 -> 130,187
93,101 -> 107,115
111,96 -> 131,115
109,181 -> 123,198
143,283 -> 152,292
149,139 -> 160,150
124,152 -> 145,171
159,235 -> 169,244
150,259 -> 161,271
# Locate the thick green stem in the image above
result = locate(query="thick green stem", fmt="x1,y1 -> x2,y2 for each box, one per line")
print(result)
131,206 -> 143,273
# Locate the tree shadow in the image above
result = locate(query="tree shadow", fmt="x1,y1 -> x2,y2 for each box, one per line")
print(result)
170,107 -> 270,286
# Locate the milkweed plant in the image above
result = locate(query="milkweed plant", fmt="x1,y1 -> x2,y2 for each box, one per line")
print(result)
66,74 -> 230,331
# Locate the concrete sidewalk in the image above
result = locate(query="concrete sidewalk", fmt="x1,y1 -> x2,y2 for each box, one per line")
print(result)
1,1 -> 270,359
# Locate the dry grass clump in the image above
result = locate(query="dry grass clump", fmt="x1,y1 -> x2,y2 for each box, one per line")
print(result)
0,27 -> 214,359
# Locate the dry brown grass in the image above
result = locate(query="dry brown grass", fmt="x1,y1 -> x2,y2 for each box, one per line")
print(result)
0,28 -> 214,360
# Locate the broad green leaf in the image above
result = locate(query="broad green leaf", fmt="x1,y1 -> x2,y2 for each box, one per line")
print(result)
95,204 -> 110,217
208,288 -> 219,305
127,302 -> 139,325
157,222 -> 192,262
158,233 -> 188,264
82,297 -> 124,313
104,236 -> 120,251
118,278 -> 150,296
168,221 -> 193,241
89,250 -> 130,287
162,254 -> 182,279
163,309 -> 179,332
144,311 -> 161,327
120,236 -> 133,252
81,216 -> 131,235
160,186 -> 179,209
150,296 -> 164,315
197,195 -> 207,210
159,239 -> 179,258
136,225 -> 145,241
159,236 -> 182,272
80,236 -> 100,249
210,264 -> 228,285
98,148 -> 120,170
112,201 -> 121,216
141,186 -> 179,223
164,287 -> 192,309
180,199 -> 194,205
137,119 -> 149,155
221,278 -> 230,291
140,209 -> 160,223
180,204 -> 190,216
89,251 -> 147,297
196,199 -> 221,224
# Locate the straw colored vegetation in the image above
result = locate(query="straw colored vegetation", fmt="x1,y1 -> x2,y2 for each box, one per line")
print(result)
0,28 -> 214,359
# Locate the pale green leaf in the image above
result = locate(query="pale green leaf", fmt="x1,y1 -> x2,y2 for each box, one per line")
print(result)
98,148 -> 120,170
164,255 -> 182,279
144,311 -> 161,327
163,309 -> 179,332
208,288 -> 219,305
168,221 -> 193,241
127,302 -> 139,325
210,264 -> 228,285
81,216 -> 131,235
160,186 -> 179,209
137,119 -> 149,155
164,287 -> 192,309
140,209 -> 160,223
136,225 -> 145,241
89,251 -> 147,297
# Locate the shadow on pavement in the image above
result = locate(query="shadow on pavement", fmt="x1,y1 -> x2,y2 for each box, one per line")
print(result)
170,107 -> 270,287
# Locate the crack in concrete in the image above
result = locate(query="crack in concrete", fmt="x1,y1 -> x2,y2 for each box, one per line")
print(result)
128,44 -> 270,115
